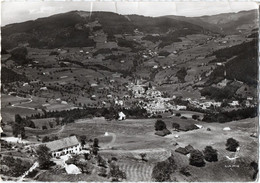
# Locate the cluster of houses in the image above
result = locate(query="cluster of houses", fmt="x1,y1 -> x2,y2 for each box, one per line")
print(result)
127,81 -> 187,114
184,98 -> 222,110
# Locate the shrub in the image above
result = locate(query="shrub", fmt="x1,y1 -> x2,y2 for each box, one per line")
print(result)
180,116 -> 187,119
189,150 -> 205,167
154,120 -> 166,131
172,123 -> 180,130
203,146 -> 218,162
226,138 -> 239,152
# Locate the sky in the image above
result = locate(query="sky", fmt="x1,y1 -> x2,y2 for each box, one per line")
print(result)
1,1 -> 258,26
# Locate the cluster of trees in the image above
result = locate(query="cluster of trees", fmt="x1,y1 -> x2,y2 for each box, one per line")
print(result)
189,138 -> 240,167
200,85 -> 239,101
209,39 -> 257,85
117,38 -> 141,50
152,154 -> 177,181
2,67 -> 28,84
93,48 -> 112,56
176,67 -> 187,83
158,51 -> 171,57
10,47 -> 29,65
1,156 -> 32,177
108,162 -> 126,181
141,35 -> 160,43
36,145 -> 54,169
12,114 -> 26,139
202,107 -> 257,123
29,106 -> 148,123
189,146 -> 218,167
42,136 -> 58,143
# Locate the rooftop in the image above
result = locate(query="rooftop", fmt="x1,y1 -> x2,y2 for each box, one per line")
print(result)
43,136 -> 80,152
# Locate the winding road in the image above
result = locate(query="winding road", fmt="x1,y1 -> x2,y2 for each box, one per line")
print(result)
100,132 -> 117,150
11,95 -> 35,110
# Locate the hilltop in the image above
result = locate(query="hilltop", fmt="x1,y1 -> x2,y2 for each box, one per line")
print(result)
2,11 -> 207,49
165,9 -> 258,35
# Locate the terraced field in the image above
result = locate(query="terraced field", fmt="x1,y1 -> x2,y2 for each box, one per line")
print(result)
118,161 -> 154,182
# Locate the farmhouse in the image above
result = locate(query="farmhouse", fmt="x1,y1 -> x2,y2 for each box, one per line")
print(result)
44,136 -> 81,157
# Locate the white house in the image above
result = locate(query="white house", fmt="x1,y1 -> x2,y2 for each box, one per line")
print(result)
44,136 -> 81,157
118,112 -> 126,121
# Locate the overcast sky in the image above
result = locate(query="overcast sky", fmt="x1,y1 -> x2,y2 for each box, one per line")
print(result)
1,1 -> 258,26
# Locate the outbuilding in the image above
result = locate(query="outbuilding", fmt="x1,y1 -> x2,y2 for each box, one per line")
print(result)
118,112 -> 126,121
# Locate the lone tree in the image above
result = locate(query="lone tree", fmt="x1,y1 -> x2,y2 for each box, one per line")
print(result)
154,120 -> 166,131
189,150 -> 205,167
93,138 -> 99,148
139,153 -> 147,162
152,154 -> 177,182
203,146 -> 218,162
36,145 -> 52,169
226,138 -> 239,152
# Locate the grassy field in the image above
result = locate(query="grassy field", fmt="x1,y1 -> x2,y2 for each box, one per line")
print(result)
20,115 -> 258,181
1,93 -> 258,182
